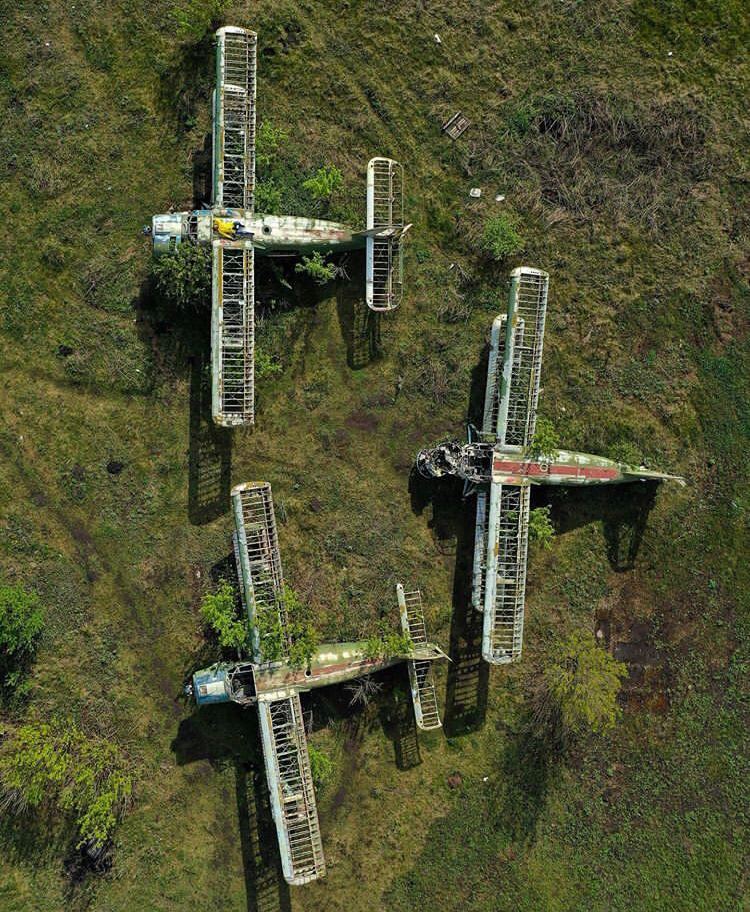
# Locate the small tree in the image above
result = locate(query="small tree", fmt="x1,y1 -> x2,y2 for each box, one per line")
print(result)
200,581 -> 248,651
295,251 -> 337,285
528,506 -> 555,549
152,241 -> 211,312
0,584 -> 44,692
526,418 -> 560,460
481,214 -> 525,261
302,165 -> 343,202
530,630 -> 627,746
280,587 -> 320,670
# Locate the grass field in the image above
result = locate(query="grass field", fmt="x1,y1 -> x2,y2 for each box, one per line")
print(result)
0,0 -> 748,910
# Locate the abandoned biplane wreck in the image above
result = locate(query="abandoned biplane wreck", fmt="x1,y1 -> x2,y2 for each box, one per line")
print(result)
149,26 -> 408,427
190,481 -> 445,885
417,266 -> 684,666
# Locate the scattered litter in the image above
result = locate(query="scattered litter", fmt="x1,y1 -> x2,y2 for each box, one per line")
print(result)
667,50 -> 673,57
442,111 -> 471,140
106,460 -> 125,475
495,193 -> 506,202
44,41 -> 51,47
482,776 -> 489,782
469,187 -> 481,198
447,771 -> 463,789
434,33 -> 442,44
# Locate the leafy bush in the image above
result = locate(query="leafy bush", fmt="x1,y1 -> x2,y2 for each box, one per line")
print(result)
530,630 -> 628,745
526,418 -> 560,459
256,122 -> 288,172
0,583 -> 44,692
528,506 -> 555,549
254,180 -> 283,214
255,347 -> 283,380
288,620 -> 320,670
199,581 -> 247,651
295,251 -> 337,285
481,214 -> 525,260
0,721 -> 132,849
364,631 -> 414,661
308,744 -> 335,790
152,241 -> 211,312
255,605 -> 285,664
302,165 -> 343,201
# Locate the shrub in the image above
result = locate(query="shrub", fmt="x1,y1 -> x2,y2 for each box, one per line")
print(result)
529,506 -> 555,549
0,584 -> 44,692
152,241 -> 211,312
308,744 -> 335,790
0,721 -> 132,849
302,165 -> 343,202
294,251 -> 337,285
364,631 -> 413,661
200,581 -> 248,651
526,418 -> 560,459
254,180 -> 283,214
481,214 -> 525,260
256,122 -> 288,172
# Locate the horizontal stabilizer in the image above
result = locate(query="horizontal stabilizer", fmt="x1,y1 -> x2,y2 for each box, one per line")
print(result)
366,157 -> 405,312
397,584 -> 442,730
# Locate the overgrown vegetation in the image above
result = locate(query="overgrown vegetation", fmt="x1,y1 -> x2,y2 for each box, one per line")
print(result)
295,251 -> 337,285
526,417 -> 560,459
363,630 -> 413,661
528,506 -> 555,549
0,721 -> 132,850
151,241 -> 212,312
480,213 -> 525,261
0,583 -> 43,697
307,744 -> 335,790
199,580 -> 247,651
302,165 -> 343,204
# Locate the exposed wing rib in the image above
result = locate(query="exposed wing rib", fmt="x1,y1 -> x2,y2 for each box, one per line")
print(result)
397,585 -> 442,730
258,694 -> 326,885
366,158 -> 404,312
481,482 -> 530,664
495,267 -> 549,447
213,27 -> 257,210
211,241 -> 254,426
231,481 -> 288,662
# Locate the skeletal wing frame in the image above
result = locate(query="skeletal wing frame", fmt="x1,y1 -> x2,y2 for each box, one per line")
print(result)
475,268 -> 549,664
211,28 -> 258,428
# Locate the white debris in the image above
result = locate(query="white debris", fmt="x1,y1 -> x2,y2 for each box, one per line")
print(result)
469,187 -> 481,198
482,776 -> 489,782
667,51 -> 673,57
434,33 -> 442,44
495,193 -> 506,202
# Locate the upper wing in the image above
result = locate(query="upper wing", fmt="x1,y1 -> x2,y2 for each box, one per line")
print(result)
366,158 -> 405,312
213,27 -> 257,210
481,481 -> 530,664
492,267 -> 549,447
231,481 -> 288,662
397,585 -> 442,731
258,693 -> 326,885
211,241 -> 254,426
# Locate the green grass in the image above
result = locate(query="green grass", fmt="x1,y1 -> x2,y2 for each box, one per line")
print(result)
0,0 -> 748,909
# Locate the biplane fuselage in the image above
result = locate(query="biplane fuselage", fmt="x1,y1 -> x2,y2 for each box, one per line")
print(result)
193,639 -> 444,707
152,210 -> 364,256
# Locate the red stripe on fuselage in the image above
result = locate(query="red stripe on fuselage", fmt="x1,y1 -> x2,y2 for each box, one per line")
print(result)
492,459 -> 619,480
